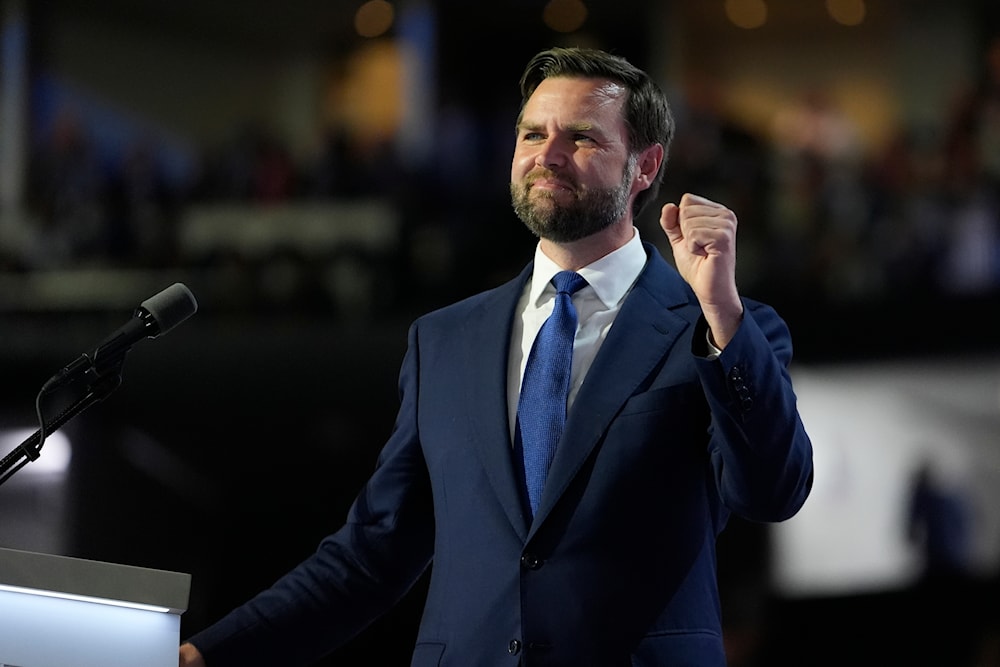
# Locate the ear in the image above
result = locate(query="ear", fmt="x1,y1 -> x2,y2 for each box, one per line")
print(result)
631,143 -> 664,192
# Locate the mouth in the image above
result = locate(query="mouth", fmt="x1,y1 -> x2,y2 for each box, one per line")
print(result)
527,171 -> 574,194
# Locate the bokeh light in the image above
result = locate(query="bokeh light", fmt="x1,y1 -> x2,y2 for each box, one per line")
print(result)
826,0 -> 866,27
355,0 -> 395,38
543,0 -> 589,33
725,0 -> 768,29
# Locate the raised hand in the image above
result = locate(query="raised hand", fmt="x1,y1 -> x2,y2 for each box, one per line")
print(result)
660,193 -> 743,348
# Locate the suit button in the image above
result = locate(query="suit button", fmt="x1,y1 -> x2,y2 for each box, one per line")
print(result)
520,553 -> 543,570
508,639 -> 522,655
728,366 -> 753,411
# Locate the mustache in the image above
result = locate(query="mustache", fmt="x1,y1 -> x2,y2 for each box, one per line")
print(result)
525,168 -> 576,189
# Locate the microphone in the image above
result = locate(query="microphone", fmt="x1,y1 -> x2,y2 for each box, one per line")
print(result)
42,283 -> 198,393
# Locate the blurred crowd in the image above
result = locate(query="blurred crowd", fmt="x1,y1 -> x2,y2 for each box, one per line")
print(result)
8,39 -> 1000,319
663,42 -> 1000,308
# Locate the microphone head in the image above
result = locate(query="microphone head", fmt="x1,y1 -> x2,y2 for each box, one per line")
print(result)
140,283 -> 198,335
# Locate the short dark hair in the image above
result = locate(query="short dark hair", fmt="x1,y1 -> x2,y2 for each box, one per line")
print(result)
518,46 -> 674,218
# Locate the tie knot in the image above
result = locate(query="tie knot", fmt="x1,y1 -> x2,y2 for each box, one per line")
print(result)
551,271 -> 587,296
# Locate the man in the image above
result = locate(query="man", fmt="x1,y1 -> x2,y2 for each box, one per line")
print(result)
180,46 -> 813,667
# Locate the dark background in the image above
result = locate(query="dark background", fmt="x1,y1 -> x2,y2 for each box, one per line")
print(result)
2,1 -> 1000,664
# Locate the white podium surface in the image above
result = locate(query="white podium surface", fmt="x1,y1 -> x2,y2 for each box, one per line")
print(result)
0,546 -> 190,667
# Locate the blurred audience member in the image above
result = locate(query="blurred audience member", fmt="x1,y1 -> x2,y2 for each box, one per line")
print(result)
905,458 -> 983,667
106,137 -> 181,267
26,108 -> 109,267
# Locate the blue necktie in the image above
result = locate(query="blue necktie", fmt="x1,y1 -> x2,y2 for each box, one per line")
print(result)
517,270 -> 588,516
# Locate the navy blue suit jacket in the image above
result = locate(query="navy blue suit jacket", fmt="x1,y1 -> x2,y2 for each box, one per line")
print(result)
189,242 -> 814,666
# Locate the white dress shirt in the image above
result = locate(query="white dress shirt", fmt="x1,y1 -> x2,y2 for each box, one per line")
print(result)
507,228 -> 647,438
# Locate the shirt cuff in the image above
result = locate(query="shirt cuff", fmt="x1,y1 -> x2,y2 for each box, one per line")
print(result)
705,329 -> 722,360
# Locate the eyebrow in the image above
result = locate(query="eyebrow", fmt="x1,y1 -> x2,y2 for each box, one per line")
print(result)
517,120 -> 597,134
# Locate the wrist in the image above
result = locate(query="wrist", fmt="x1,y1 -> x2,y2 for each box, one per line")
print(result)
703,302 -> 743,350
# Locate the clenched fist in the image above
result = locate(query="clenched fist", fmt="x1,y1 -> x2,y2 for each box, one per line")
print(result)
660,193 -> 744,348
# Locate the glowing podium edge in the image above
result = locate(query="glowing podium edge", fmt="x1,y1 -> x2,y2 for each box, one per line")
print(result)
0,545 -> 190,614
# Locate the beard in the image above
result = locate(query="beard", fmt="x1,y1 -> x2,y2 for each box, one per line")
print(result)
510,157 -> 635,243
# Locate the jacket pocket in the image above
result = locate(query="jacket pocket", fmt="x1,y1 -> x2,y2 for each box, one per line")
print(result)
410,641 -> 445,667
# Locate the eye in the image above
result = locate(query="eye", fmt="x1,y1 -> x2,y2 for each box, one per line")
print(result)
521,131 -> 545,142
574,133 -> 597,144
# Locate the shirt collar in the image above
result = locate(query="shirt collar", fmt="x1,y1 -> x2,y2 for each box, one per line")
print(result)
528,227 -> 646,308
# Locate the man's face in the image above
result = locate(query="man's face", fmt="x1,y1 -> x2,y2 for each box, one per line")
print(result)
510,76 -> 637,243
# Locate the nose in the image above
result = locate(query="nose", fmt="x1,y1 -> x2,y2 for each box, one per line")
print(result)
535,137 -> 566,170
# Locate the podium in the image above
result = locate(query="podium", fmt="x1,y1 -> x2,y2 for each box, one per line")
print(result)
0,546 -> 190,667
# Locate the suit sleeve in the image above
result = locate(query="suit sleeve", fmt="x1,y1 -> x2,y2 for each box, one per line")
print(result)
185,321 -> 435,666
694,299 -> 814,522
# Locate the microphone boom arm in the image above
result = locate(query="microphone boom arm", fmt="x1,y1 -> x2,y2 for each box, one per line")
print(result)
0,370 -> 124,487
0,282 -> 197,488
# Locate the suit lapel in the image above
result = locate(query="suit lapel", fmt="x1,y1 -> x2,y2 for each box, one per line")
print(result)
530,249 -> 694,529
462,265 -> 534,539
